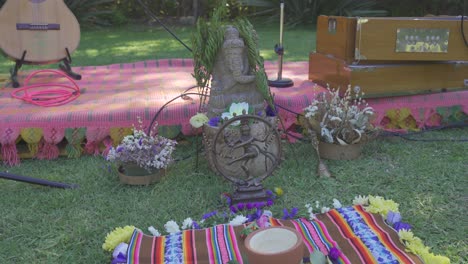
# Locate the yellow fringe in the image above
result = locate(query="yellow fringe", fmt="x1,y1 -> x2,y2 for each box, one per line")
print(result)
20,128 -> 43,156
0,74 -> 9,87
109,127 -> 132,146
385,108 -> 418,131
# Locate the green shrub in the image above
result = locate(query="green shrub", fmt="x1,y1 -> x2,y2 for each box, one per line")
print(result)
64,0 -> 115,26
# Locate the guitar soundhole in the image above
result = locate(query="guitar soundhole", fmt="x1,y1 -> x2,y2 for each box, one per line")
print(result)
30,0 -> 46,3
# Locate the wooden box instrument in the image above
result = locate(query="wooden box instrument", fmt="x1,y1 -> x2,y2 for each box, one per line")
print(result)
309,52 -> 468,98
316,15 -> 468,64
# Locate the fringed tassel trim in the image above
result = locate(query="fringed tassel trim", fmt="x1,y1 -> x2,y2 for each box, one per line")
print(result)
37,142 -> 60,160
102,137 -> 113,157
21,128 -> 43,158
27,143 -> 40,157
84,141 -> 101,156
1,143 -> 20,166
65,143 -> 83,159
65,128 -> 86,159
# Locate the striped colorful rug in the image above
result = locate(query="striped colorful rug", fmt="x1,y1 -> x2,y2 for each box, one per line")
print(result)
126,205 -> 422,264
1,59 -> 467,166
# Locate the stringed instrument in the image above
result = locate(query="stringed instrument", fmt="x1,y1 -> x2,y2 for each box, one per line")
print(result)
0,0 -> 80,64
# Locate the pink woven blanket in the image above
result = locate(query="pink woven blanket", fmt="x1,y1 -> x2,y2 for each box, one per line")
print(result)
0,59 -> 466,166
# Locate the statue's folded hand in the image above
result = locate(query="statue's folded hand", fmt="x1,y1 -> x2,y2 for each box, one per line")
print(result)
233,74 -> 255,84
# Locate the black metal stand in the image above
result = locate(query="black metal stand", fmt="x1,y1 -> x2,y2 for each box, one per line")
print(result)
0,171 -> 78,189
58,48 -> 82,80
10,47 -> 81,88
10,51 -> 27,88
268,0 -> 294,88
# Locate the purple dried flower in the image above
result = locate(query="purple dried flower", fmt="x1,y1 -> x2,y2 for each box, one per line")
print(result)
265,104 -> 277,117
221,193 -> 232,206
230,206 -> 238,214
192,221 -> 201,229
290,207 -> 299,218
208,116 -> 221,127
329,247 -> 341,260
282,208 -> 290,220
386,211 -> 402,226
247,209 -> 263,222
116,146 -> 123,152
237,203 -> 245,211
202,210 -> 217,220
246,203 -> 254,210
255,208 -> 262,218
266,199 -> 274,207
246,214 -> 254,222
393,221 -> 412,231
281,207 -> 298,220
266,189 -> 277,200
111,252 -> 127,264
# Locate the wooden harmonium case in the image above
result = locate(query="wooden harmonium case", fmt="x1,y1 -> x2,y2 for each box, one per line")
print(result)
316,15 -> 468,64
308,52 -> 468,98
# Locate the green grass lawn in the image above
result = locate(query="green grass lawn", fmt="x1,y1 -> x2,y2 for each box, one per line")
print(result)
0,24 -> 315,73
0,24 -> 467,263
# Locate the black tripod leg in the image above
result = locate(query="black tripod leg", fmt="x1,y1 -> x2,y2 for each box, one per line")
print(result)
10,51 -> 27,88
59,59 -> 81,80
59,48 -> 81,80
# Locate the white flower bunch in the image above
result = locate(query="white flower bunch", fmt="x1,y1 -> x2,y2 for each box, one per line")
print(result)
303,85 -> 375,145
228,215 -> 249,226
106,118 -> 177,171
164,220 -> 181,234
353,195 -> 369,206
305,203 -> 316,220
221,102 -> 249,126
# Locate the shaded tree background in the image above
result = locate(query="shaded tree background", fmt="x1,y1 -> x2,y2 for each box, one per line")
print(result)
0,0 -> 466,26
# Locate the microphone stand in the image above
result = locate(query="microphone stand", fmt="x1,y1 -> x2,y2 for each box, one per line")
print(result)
268,0 -> 294,88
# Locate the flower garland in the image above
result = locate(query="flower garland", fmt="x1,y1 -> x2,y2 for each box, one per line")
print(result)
103,194 -> 450,264
353,195 -> 450,264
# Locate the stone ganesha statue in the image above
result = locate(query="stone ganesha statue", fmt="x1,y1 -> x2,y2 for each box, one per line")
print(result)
207,25 -> 265,118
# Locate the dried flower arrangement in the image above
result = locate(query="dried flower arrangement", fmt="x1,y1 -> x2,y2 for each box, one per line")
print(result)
303,86 -> 376,145
106,118 -> 177,172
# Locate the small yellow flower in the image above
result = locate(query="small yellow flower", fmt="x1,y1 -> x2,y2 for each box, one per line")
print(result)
366,195 -> 399,215
102,225 -> 136,252
422,253 -> 451,264
398,229 -> 415,243
274,187 -> 284,196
